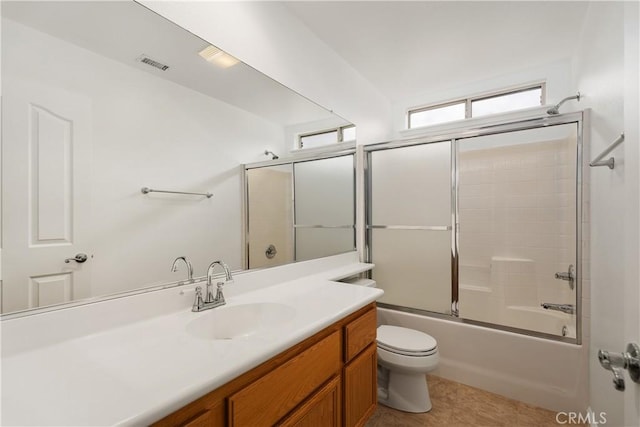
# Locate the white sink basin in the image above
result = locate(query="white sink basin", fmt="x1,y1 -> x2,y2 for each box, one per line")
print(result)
186,303 -> 296,340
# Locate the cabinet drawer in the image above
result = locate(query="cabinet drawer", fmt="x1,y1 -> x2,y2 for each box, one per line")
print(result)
344,307 -> 376,362
278,376 -> 341,427
229,331 -> 341,426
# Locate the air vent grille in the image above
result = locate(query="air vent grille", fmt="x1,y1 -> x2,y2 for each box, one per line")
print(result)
137,55 -> 169,71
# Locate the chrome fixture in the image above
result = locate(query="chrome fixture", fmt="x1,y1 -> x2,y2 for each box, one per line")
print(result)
555,264 -> 575,290
590,132 -> 624,170
541,303 -> 575,314
141,187 -> 212,198
64,253 -> 88,263
192,260 -> 233,312
547,91 -> 581,115
171,256 -> 193,283
598,343 -> 640,391
264,150 -> 279,160
265,244 -> 277,259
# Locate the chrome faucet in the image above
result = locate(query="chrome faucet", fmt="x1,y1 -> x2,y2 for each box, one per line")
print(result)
541,303 -> 575,314
171,256 -> 193,283
192,260 -> 233,312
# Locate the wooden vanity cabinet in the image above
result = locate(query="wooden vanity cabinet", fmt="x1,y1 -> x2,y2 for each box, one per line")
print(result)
152,303 -> 377,427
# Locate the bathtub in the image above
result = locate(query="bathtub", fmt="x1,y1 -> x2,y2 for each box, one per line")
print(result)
377,307 -> 588,413
503,305 -> 576,338
458,283 -> 577,339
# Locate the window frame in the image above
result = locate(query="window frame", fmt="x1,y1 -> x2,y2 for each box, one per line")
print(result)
297,124 -> 356,150
407,82 -> 546,130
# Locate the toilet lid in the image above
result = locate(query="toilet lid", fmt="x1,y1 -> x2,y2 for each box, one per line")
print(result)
377,325 -> 437,355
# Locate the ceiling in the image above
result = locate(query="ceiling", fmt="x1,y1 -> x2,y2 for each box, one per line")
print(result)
2,1 -> 338,128
283,1 -> 590,102
4,1 -> 592,126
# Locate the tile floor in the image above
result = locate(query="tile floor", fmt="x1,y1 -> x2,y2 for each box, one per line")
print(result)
366,375 -> 585,427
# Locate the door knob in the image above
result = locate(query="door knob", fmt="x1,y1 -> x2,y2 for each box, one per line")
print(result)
64,253 -> 88,263
598,343 -> 640,391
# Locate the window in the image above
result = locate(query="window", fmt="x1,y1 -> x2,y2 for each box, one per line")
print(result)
407,84 -> 545,129
408,101 -> 466,128
471,86 -> 543,117
298,125 -> 356,149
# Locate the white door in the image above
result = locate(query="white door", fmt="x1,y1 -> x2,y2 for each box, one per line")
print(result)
2,78 -> 92,313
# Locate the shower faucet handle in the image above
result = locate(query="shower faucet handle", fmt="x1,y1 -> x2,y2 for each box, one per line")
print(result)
554,264 -> 575,289
597,343 -> 640,392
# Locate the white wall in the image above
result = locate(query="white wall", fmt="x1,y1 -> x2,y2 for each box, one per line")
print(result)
139,1 -> 393,146
571,2 -> 639,426
2,18 -> 284,301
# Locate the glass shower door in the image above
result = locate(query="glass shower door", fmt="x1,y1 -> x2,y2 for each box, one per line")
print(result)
368,141 -> 453,314
294,155 -> 355,261
457,123 -> 579,337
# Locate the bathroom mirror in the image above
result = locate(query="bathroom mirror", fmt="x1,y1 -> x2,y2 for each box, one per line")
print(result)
246,154 -> 356,269
0,0 -> 353,315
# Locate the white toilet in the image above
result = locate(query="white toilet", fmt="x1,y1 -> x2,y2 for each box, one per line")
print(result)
376,325 -> 439,413
341,277 -> 439,413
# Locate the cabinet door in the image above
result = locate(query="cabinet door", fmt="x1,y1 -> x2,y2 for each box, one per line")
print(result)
344,344 -> 377,427
279,376 -> 341,427
229,331 -> 341,426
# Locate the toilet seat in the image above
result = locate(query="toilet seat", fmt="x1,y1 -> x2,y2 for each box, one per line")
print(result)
377,325 -> 438,357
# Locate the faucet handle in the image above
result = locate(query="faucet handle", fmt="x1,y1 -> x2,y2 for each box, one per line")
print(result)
215,281 -> 226,304
192,286 -> 204,312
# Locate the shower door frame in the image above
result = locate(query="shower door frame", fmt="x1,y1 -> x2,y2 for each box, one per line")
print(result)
243,148 -> 357,269
364,111 -> 584,345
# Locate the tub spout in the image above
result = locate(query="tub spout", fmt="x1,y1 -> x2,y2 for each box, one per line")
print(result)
541,303 -> 575,314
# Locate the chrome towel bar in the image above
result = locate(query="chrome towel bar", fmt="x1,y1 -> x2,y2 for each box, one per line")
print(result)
590,133 -> 624,169
141,187 -> 213,198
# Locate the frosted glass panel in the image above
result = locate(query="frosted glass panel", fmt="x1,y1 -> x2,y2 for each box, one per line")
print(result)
295,155 -> 354,225
370,142 -> 451,226
371,229 -> 451,314
295,228 -> 354,261
457,123 -> 577,337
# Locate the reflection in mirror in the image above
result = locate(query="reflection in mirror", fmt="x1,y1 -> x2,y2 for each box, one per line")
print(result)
1,1 -> 352,316
246,154 -> 356,269
294,156 -> 356,261
246,165 -> 294,269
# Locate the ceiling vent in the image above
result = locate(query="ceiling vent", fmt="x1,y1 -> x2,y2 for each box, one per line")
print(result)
137,54 -> 169,71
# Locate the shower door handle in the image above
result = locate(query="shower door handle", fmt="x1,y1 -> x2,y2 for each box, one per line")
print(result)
554,264 -> 575,289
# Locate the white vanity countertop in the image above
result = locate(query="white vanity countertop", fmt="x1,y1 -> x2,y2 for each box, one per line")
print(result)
1,260 -> 381,426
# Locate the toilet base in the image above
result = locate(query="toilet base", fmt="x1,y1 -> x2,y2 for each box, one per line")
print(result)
377,371 -> 432,413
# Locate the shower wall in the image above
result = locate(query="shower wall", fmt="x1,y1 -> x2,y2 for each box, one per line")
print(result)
458,130 -> 577,336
